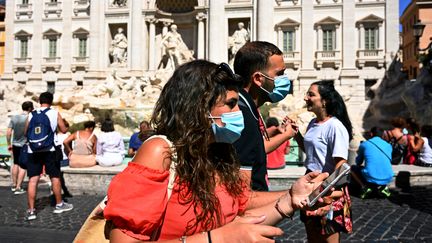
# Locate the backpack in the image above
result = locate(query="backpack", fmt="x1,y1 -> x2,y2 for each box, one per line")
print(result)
387,132 -> 407,165
27,108 -> 55,152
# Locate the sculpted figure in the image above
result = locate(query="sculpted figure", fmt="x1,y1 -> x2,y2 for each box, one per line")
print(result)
228,22 -> 249,64
161,24 -> 194,69
110,28 -> 128,66
110,0 -> 127,7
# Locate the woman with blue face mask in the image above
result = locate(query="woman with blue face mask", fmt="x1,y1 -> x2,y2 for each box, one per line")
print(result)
104,60 -> 330,243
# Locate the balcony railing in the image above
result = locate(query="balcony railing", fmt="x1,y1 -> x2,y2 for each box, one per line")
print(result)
283,51 -> 301,69
44,1 -> 62,17
73,56 -> 89,63
44,57 -> 61,63
42,57 -> 61,72
315,50 -> 342,69
14,57 -> 32,63
283,51 -> 300,59
71,56 -> 89,71
13,57 -> 32,73
16,4 -> 33,19
73,0 -> 90,16
356,49 -> 385,68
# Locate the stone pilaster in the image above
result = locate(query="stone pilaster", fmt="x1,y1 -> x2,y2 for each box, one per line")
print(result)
146,17 -> 158,71
130,0 -> 143,72
208,0 -> 226,63
257,0 -> 274,42
196,12 -> 206,59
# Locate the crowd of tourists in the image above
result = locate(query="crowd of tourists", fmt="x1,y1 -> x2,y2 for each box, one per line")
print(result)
6,92 -> 152,221
4,40 -> 432,243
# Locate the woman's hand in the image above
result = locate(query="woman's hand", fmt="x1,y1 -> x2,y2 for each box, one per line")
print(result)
305,205 -> 331,217
212,215 -> 283,242
290,171 -> 330,210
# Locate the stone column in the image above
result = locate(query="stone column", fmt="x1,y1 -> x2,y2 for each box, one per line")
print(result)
301,0 -> 314,69
359,24 -> 364,49
257,0 -> 274,42
146,17 -> 158,71
277,27 -> 282,51
60,0 -> 72,74
295,27 -> 300,52
89,2 -> 101,71
317,26 -> 322,51
336,25 -> 341,51
130,0 -> 143,71
208,0 -> 226,62
2,0 -> 15,80
385,0 -> 399,62
342,0 -> 356,69
196,12 -> 206,59
379,22 -> 384,50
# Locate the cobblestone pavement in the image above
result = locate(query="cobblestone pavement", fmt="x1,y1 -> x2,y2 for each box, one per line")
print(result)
0,185 -> 431,242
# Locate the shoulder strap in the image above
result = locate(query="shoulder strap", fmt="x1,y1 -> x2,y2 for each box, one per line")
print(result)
147,135 -> 177,240
395,135 -> 404,142
87,132 -> 95,141
368,140 -> 392,161
41,108 -> 50,114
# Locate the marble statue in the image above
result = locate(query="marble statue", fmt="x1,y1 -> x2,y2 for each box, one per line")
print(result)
110,27 -> 128,66
228,22 -> 249,64
110,0 -> 127,7
160,24 -> 194,70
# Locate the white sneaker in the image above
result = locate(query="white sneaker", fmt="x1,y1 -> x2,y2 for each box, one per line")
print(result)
14,188 -> 26,195
53,202 -> 74,214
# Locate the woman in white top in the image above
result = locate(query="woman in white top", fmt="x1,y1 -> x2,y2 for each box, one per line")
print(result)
412,125 -> 432,167
292,81 -> 353,243
96,118 -> 125,167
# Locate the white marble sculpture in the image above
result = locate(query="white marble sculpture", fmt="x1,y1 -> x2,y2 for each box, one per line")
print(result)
110,27 -> 128,66
228,22 -> 249,65
160,24 -> 194,70
110,0 -> 127,7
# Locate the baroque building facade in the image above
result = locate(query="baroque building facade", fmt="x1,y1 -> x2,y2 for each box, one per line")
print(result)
2,0 -> 399,128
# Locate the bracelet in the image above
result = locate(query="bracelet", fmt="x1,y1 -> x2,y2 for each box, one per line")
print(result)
207,231 -> 212,243
275,197 -> 294,220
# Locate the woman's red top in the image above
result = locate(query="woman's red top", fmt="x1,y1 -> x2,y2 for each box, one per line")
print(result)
104,162 -> 250,241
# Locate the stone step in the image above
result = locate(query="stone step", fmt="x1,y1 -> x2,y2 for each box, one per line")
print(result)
1,164 -> 432,194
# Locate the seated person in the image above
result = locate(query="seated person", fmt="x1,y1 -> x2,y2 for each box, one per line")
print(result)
351,127 -> 394,198
412,125 -> 432,167
127,120 -> 152,157
96,118 -> 125,167
63,121 -> 97,168
266,117 -> 290,170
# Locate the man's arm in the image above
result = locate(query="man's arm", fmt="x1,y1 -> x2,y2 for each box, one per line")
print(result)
6,127 -> 13,151
57,112 -> 67,133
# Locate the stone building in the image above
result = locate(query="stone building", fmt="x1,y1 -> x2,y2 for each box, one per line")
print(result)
2,0 -> 399,129
400,0 -> 432,80
0,4 -> 5,75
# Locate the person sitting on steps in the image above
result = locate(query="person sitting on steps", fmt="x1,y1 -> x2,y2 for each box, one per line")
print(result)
351,127 -> 394,199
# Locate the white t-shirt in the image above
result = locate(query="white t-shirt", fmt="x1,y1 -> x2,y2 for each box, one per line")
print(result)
27,107 -> 58,153
419,137 -> 432,164
303,117 -> 349,173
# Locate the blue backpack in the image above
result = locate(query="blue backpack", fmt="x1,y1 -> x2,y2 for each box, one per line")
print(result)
27,108 -> 55,152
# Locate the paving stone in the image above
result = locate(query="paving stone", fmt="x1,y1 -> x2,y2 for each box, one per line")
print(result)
1,185 -> 432,242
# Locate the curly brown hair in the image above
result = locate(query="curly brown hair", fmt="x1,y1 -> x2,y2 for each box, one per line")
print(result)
151,60 -> 245,233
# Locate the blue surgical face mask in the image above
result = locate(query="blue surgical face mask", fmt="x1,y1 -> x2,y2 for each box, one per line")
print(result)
260,74 -> 291,103
209,110 -> 244,143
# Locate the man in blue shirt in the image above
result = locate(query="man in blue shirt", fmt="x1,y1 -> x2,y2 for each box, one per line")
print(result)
128,120 -> 151,157
352,127 -> 394,198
